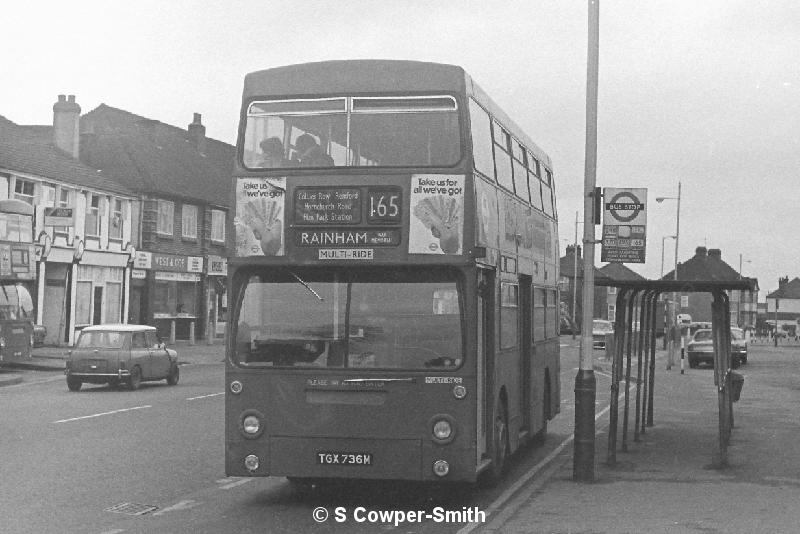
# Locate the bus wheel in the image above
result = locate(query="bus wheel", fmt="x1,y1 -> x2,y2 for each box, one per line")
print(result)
66,377 -> 82,392
482,402 -> 509,487
128,366 -> 142,390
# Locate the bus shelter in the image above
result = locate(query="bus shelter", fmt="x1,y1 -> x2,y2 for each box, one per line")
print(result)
594,279 -> 756,468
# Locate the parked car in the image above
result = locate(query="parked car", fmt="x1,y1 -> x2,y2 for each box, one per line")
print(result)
688,321 -> 711,336
687,327 -> 747,369
32,324 -> 46,347
65,324 -> 179,391
592,319 -> 614,350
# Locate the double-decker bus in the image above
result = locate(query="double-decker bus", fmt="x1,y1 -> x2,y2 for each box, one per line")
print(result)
225,60 -> 561,485
0,199 -> 36,364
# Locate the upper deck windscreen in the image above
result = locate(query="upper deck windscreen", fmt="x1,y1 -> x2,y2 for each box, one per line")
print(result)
242,96 -> 461,169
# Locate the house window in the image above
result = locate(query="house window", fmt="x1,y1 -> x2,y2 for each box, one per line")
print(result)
109,199 -> 123,240
85,194 -> 100,237
608,304 -> 616,322
211,209 -> 225,242
56,188 -> 74,236
608,286 -> 617,295
157,200 -> 174,236
182,204 -> 197,239
14,179 -> 35,205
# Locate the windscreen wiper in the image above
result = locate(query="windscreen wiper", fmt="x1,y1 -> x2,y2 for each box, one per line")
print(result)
286,269 -> 324,301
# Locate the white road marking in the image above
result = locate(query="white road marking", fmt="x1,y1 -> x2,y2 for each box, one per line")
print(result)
2,375 -> 65,388
152,499 -> 201,516
97,529 -> 125,534
53,405 -> 151,424
186,392 -> 224,401
219,478 -> 253,490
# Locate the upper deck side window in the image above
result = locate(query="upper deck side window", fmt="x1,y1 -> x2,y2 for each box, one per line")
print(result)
242,95 -> 461,170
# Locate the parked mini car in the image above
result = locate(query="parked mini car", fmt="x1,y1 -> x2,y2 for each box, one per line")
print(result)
687,327 -> 747,369
592,319 -> 614,349
65,324 -> 179,391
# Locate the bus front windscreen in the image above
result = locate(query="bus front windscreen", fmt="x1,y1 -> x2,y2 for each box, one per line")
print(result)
234,269 -> 462,370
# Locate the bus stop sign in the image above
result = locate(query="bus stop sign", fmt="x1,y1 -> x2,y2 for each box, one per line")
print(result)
601,187 -> 647,263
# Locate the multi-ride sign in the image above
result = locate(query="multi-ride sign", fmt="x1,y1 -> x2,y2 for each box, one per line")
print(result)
601,187 -> 647,263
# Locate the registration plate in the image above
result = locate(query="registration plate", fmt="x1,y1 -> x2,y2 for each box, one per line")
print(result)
316,451 -> 373,466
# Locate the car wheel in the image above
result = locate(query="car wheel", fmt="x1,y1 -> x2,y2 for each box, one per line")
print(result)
688,356 -> 697,369
732,358 -> 741,369
66,377 -> 82,392
166,364 -> 180,386
128,366 -> 142,390
742,355 -> 748,365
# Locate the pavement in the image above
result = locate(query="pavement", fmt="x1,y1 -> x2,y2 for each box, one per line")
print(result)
478,350 -> 800,534
0,340 -> 225,386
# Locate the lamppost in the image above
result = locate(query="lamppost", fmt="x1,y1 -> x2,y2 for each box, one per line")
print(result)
573,211 -> 584,339
660,235 -> 676,278
656,182 -> 681,370
738,254 -> 751,328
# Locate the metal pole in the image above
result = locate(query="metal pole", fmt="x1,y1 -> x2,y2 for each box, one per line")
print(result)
668,182 -> 681,370
572,211 -> 579,339
574,0 -> 599,482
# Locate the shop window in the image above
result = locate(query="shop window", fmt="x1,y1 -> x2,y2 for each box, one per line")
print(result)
157,200 -> 174,236
75,281 -> 92,325
56,188 -> 74,237
105,282 -> 122,323
182,204 -> 198,239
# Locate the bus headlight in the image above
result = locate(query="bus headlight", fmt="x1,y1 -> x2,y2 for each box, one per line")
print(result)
243,415 -> 260,434
433,460 -> 450,477
453,385 -> 467,399
429,414 -> 456,444
0,337 -> 6,348
433,420 -> 452,440
244,454 -> 260,472
230,380 -> 243,394
239,410 -> 266,439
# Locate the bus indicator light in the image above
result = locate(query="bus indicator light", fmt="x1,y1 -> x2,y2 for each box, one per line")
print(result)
244,455 -> 260,472
432,460 -> 450,477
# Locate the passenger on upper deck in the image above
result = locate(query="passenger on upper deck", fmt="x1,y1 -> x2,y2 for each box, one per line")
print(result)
294,134 -> 335,167
259,137 -> 293,168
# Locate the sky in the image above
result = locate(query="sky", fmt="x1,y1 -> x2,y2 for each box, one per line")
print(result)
3,1 -> 798,299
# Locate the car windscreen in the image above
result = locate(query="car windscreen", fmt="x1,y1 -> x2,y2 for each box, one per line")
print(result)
76,331 -> 125,349
693,330 -> 713,342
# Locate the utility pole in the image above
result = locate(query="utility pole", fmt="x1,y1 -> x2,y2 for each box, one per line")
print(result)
574,0 -> 599,482
572,211 -> 580,339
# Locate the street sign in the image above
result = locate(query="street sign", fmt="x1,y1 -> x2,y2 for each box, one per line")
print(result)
601,187 -> 647,263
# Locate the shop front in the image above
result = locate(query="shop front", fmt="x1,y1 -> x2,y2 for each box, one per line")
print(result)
133,251 -> 204,344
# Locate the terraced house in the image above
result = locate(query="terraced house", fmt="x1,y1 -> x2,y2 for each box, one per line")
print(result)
0,95 -> 234,345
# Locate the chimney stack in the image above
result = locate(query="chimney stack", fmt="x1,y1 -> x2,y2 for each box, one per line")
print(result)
53,94 -> 81,158
708,248 -> 721,259
695,246 -> 707,257
779,276 -> 789,290
188,112 -> 206,153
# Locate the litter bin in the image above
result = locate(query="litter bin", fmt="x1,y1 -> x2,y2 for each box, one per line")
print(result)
730,371 -> 744,402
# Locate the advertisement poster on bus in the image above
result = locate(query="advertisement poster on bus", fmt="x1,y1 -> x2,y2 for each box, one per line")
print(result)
409,174 -> 464,255
235,177 -> 286,256
601,187 -> 647,263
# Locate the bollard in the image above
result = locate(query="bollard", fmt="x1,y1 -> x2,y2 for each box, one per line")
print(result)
730,371 -> 744,402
